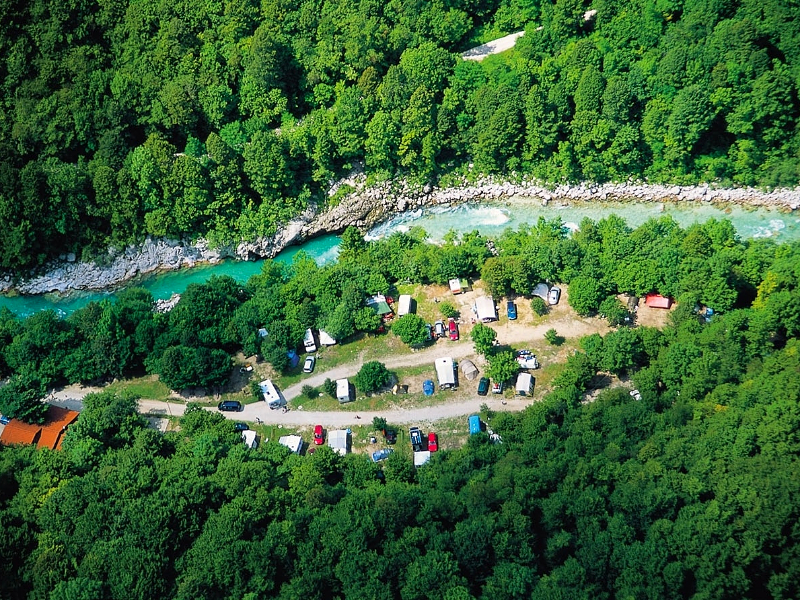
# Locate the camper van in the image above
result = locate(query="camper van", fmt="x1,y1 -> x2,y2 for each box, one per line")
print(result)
336,378 -> 352,403
434,357 -> 457,390
303,328 -> 317,353
259,379 -> 287,410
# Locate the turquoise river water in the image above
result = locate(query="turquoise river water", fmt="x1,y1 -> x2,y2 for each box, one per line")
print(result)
3,198 -> 799,317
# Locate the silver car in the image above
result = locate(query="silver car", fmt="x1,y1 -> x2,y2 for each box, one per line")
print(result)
548,286 -> 561,305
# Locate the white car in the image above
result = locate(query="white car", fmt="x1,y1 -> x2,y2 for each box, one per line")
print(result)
548,286 -> 561,305
303,356 -> 316,373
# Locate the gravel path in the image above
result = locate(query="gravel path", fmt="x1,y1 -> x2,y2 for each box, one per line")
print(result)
461,31 -> 525,61
46,293 -> 614,428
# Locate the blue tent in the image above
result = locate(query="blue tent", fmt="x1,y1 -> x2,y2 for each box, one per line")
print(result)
422,380 -> 435,396
286,349 -> 300,368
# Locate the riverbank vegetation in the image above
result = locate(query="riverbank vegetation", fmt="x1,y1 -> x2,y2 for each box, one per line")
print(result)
1,215 -> 799,423
1,0 -> 799,270
1,237 -> 800,598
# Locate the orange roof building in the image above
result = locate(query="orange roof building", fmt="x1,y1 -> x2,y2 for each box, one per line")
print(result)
0,405 -> 79,451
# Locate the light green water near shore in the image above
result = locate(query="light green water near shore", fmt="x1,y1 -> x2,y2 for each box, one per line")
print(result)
2,199 -> 798,317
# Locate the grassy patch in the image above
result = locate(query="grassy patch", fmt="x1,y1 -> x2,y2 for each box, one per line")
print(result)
106,376 -> 172,401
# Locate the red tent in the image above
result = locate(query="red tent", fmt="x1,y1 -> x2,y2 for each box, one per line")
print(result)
645,293 -> 673,309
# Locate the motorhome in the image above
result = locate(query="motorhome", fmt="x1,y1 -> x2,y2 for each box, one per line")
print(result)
336,378 -> 352,403
259,379 -> 287,410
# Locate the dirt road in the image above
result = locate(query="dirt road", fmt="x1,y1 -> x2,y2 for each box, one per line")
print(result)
47,298 -> 613,428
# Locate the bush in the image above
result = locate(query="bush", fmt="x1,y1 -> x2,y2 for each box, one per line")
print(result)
323,378 -> 337,398
302,385 -> 318,399
531,296 -> 548,316
439,301 -> 459,319
354,361 -> 391,394
545,328 -> 564,345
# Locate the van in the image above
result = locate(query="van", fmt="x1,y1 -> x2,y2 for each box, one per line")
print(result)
434,320 -> 446,338
468,415 -> 481,435
477,377 -> 490,396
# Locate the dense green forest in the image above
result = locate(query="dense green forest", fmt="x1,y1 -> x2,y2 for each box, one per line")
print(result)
2,226 -> 800,598
1,0 -> 799,269
3,213 -> 799,424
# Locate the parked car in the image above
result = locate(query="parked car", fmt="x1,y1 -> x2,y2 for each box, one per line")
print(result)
507,300 -> 517,320
448,318 -> 459,341
492,382 -> 503,394
313,424 -> 324,445
410,427 -> 424,452
425,323 -> 433,341
218,400 -> 243,412
548,286 -> 561,305
477,377 -> 490,396
372,448 -> 393,462
233,422 -> 249,432
384,428 -> 397,445
428,432 -> 438,452
303,355 -> 316,373
434,320 -> 446,338
517,354 -> 539,369
0,414 -> 9,425
422,379 -> 435,396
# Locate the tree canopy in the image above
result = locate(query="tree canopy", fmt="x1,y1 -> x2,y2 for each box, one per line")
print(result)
1,0 -> 798,270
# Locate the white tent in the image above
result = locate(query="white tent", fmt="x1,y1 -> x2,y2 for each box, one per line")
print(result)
533,283 -> 550,301
278,435 -> 303,454
241,430 -> 258,449
327,430 -> 350,456
318,330 -> 337,346
414,451 -> 431,467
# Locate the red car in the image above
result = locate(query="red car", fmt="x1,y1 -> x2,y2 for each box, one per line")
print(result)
448,318 -> 459,341
313,425 -> 324,445
428,432 -> 438,452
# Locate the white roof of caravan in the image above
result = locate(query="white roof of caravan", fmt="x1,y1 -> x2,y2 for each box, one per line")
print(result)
336,378 -> 349,394
435,357 -> 455,384
449,278 -> 461,292
303,328 -> 315,342
278,435 -> 302,453
259,379 -> 282,402
397,294 -> 412,315
516,372 -> 533,390
475,296 -> 497,321
318,330 -> 337,345
327,430 -> 350,455
414,451 -> 431,467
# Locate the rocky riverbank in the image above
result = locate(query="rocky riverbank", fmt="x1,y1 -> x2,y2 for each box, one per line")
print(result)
2,176 -> 799,296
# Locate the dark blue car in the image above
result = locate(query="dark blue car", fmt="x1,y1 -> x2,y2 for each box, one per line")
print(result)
507,300 -> 517,320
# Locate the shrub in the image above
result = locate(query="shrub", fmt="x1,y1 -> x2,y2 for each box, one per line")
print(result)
531,296 -> 548,316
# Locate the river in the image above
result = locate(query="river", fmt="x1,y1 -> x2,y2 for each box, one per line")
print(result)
2,198 -> 798,317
